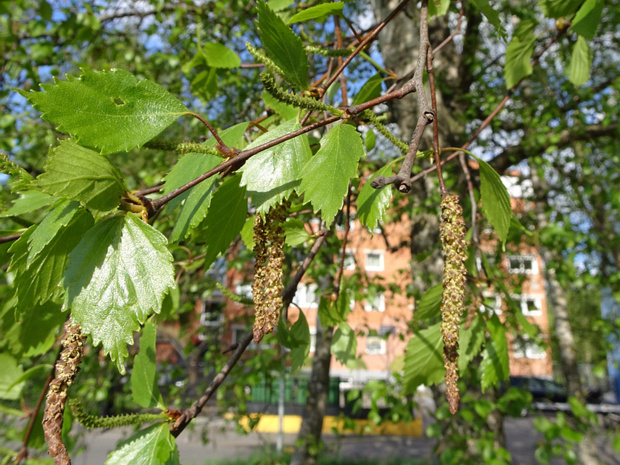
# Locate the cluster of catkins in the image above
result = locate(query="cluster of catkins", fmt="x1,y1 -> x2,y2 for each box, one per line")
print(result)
43,321 -> 86,463
252,203 -> 287,343
439,193 -> 468,414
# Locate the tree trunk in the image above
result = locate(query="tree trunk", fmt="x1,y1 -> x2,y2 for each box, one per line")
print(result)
290,319 -> 334,465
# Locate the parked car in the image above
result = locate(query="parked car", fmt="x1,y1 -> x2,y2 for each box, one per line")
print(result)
509,376 -> 603,404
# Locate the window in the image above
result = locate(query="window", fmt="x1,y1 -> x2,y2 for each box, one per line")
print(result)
343,249 -> 356,270
512,295 -> 542,316
365,250 -> 384,271
507,255 -> 538,274
235,283 -> 253,299
206,256 -> 228,285
479,295 -> 502,315
309,327 -> 316,353
200,301 -> 225,327
513,336 -> 546,359
293,283 -> 319,308
364,292 -> 385,312
365,336 -> 386,355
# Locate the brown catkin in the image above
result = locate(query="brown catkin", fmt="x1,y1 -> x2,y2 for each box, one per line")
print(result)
43,321 -> 86,465
252,203 -> 287,343
439,194 -> 467,414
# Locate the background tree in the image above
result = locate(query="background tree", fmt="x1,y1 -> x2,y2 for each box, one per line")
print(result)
1,1 -> 619,465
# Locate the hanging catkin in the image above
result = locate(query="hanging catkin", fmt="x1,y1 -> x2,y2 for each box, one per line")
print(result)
252,203 -> 287,343
439,193 -> 467,414
43,321 -> 86,465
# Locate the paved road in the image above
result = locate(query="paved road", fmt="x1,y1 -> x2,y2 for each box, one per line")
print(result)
72,417 -> 619,465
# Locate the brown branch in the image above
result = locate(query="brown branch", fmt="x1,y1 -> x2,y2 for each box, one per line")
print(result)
0,233 -> 22,244
171,229 -> 328,437
186,113 -> 228,151
14,350 -> 62,465
333,187 -> 352,296
371,0 -> 434,193
433,7 -> 464,55
426,45 -> 446,196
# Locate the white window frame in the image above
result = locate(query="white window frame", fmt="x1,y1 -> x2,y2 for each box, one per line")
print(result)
293,283 -> 319,308
343,249 -> 356,270
479,294 -> 502,315
364,292 -> 385,312
309,327 -> 317,353
365,336 -> 386,355
507,255 -> 538,275
364,250 -> 384,272
235,282 -> 253,299
513,336 -> 546,359
512,294 -> 543,316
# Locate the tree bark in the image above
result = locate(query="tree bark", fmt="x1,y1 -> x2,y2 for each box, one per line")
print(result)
290,319 -> 334,465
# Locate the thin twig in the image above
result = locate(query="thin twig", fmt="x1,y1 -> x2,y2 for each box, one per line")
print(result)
459,152 -> 478,245
409,28 -> 567,183
371,0 -> 434,193
426,42 -> 446,196
433,7 -> 464,55
186,113 -> 228,151
171,230 -> 328,437
333,186 -> 352,297
0,233 -> 22,244
14,350 -> 62,465
322,0 -> 412,92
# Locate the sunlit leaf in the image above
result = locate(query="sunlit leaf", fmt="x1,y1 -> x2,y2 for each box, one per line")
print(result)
65,214 -> 175,373
300,123 -> 364,225
504,33 -> 535,89
17,69 -> 188,154
568,36 -> 592,86
0,190 -> 54,217
37,140 -> 127,214
283,218 -> 310,246
481,315 -> 509,391
241,119 -> 312,213
332,321 -> 357,365
413,283 -> 443,322
203,42 -> 241,68
570,0 -> 603,40
288,2 -> 343,24
357,164 -> 393,232
105,423 -> 179,465
0,353 -> 24,400
257,1 -> 309,90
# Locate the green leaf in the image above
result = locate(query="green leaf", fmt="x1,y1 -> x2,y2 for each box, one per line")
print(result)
240,216 -> 255,249
332,322 -> 357,365
64,214 -> 176,373
169,155 -> 221,243
352,73 -> 383,106
318,287 -> 351,327
514,19 -> 538,42
403,322 -> 445,393
570,0 -> 602,40
131,320 -> 165,409
241,119 -> 312,213
0,190 -> 54,217
105,423 -> 179,465
0,353 -> 24,400
612,434 -> 620,452
538,0 -> 583,19
199,175 -> 248,271
203,42 -> 241,68
413,283 -> 443,322
481,315 -> 509,391
471,155 -> 512,246
470,0 -> 507,38
9,211 -> 94,313
515,309 -> 539,338
283,218 -> 310,246
288,3 -> 343,24
262,91 -> 298,120
357,164 -> 393,232
6,364 -> 54,393
257,1 -> 309,90
504,33 -> 536,89
458,315 -> 486,371
278,312 -> 310,373
6,301 -> 66,358
18,68 -> 188,154
428,0 -> 451,17
364,128 -> 376,152
300,123 -> 364,225
37,140 -> 127,214
27,199 -> 81,265
269,0 -> 294,11
568,36 -> 592,86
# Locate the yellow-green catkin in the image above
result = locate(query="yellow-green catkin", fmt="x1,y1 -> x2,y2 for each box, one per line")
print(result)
252,204 -> 287,343
439,194 -> 467,414
43,321 -> 86,463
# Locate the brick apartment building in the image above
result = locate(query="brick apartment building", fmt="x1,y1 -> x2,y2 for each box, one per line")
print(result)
191,174 -> 553,392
